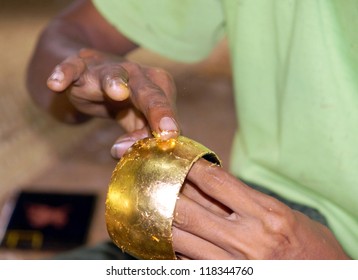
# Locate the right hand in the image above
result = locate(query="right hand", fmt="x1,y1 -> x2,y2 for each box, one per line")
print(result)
172,159 -> 350,260
47,48 -> 180,158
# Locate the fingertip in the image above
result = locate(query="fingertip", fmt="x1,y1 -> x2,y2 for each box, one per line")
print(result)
154,117 -> 180,140
47,80 -> 65,92
118,83 -> 131,100
111,129 -> 151,158
111,139 -> 135,159
108,82 -> 131,101
153,129 -> 180,140
47,67 -> 66,92
105,78 -> 131,101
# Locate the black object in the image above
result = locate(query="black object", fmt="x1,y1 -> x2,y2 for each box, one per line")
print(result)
0,190 -> 97,250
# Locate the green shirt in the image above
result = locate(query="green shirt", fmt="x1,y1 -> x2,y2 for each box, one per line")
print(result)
93,0 -> 358,259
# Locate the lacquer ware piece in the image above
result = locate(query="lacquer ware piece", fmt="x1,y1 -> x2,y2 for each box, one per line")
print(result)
106,136 -> 221,260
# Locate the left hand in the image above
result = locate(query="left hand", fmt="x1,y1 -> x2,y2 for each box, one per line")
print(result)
46,48 -> 179,158
172,159 -> 350,259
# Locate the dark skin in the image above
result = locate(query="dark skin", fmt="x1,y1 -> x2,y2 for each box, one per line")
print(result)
27,0 -> 350,259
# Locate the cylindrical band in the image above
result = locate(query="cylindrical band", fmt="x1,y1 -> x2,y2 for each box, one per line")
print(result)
105,136 -> 221,260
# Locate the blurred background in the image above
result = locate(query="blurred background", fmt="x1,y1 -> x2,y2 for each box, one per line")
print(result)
0,0 -> 236,259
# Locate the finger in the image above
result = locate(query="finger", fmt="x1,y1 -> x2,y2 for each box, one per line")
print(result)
146,67 -> 177,107
47,55 -> 86,92
173,194 -> 247,258
172,227 -> 235,260
100,65 -> 132,101
123,63 -> 179,139
111,126 -> 151,159
187,159 -> 261,215
115,107 -> 146,132
180,180 -> 231,216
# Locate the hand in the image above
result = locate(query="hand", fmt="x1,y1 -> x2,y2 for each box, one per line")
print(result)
47,48 -> 179,158
172,159 -> 350,259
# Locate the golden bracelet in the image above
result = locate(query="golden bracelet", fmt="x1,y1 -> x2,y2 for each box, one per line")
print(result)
105,136 -> 221,260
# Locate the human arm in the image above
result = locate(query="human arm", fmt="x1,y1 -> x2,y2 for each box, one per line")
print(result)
173,159 -> 351,259
26,0 -> 179,156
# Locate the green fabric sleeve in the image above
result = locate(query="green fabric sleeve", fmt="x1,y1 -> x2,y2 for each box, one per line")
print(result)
92,0 -> 225,62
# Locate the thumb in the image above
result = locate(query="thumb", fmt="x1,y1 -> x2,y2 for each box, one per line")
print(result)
111,127 -> 151,159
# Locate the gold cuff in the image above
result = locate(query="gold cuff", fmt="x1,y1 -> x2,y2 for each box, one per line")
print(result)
105,136 -> 221,260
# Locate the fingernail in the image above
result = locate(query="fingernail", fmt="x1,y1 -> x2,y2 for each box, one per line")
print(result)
108,77 -> 120,88
107,78 -> 130,101
159,117 -> 178,132
48,67 -> 64,82
106,75 -> 127,88
111,140 -> 135,158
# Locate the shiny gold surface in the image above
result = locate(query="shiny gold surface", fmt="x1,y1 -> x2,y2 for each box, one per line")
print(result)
106,136 -> 221,260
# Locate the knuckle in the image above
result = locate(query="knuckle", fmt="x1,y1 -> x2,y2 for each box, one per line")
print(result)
101,64 -> 127,80
173,204 -> 191,229
148,67 -> 173,80
136,85 -> 169,112
247,217 -> 293,259
147,98 -> 168,111
137,83 -> 162,98
123,61 -> 141,74
59,57 -> 86,82
202,163 -> 230,194
265,204 -> 296,234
